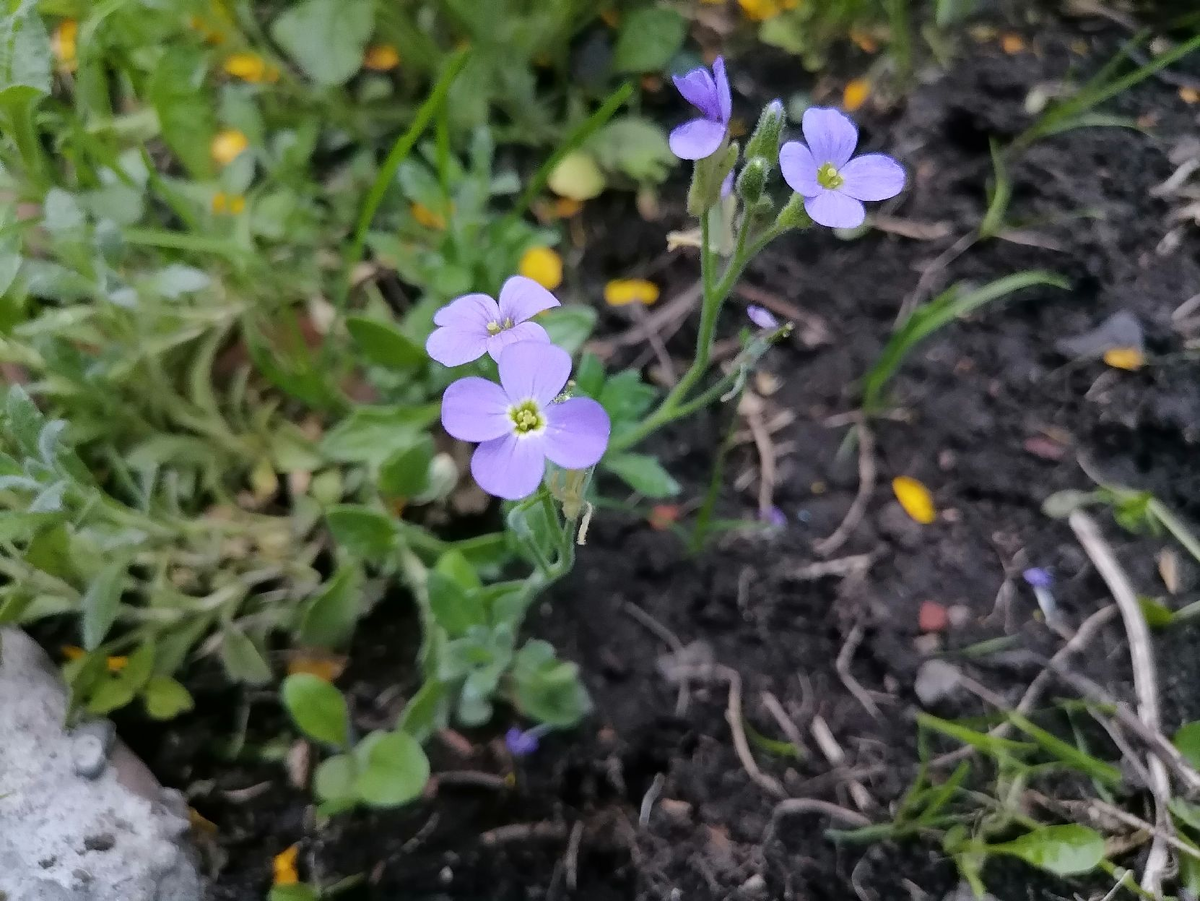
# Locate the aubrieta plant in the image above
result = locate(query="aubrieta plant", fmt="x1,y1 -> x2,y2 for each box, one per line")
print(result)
297,57 -> 907,811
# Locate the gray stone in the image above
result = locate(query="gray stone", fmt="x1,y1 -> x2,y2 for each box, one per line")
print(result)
1055,310 -> 1143,359
914,658 -> 964,706
0,629 -> 204,901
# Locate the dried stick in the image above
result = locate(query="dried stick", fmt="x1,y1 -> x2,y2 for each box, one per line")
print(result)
665,664 -> 785,798
565,821 -> 584,890
743,394 -> 777,518
761,691 -> 808,757
1070,510 -> 1171,897
811,715 -> 875,811
623,602 -> 690,716
815,421 -> 876,557
836,620 -> 882,721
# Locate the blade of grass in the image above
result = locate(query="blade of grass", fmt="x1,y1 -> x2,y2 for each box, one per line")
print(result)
862,271 -> 1068,412
503,81 -> 634,226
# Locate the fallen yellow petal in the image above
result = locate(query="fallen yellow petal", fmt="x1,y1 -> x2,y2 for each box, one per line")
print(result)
843,79 -> 871,113
1103,347 -> 1144,371
411,202 -> 447,230
211,129 -> 249,167
53,19 -> 78,72
273,844 -> 300,886
286,653 -> 347,683
1180,87 -> 1200,105
519,247 -> 563,291
61,645 -> 128,673
224,53 -> 278,83
1001,33 -> 1026,54
738,0 -> 796,21
188,807 -> 219,836
604,279 -> 659,307
363,44 -> 400,71
892,476 -> 936,524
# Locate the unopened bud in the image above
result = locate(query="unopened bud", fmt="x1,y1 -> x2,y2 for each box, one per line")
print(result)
775,192 -> 813,231
744,99 -> 785,168
735,158 -> 768,205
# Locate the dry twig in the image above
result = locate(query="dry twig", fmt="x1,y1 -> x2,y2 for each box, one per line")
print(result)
761,691 -> 808,757
815,420 -> 876,557
623,602 -> 690,716
836,621 -> 883,721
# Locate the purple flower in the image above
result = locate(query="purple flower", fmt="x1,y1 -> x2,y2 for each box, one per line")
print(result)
506,726 -> 540,757
758,505 -> 786,527
779,107 -> 905,229
721,169 -> 735,198
747,305 -> 779,329
1022,567 -> 1053,588
425,276 -> 559,367
440,342 -> 611,500
669,57 -> 732,161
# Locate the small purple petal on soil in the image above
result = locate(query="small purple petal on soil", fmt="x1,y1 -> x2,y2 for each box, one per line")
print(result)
506,727 -> 539,757
759,506 -> 787,527
747,305 -> 779,329
1022,567 -> 1053,588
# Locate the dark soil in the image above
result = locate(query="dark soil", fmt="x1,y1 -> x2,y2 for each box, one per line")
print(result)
130,8 -> 1200,900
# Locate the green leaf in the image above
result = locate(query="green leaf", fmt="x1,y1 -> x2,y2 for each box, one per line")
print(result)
599,370 -> 657,424
1176,721 -> 1200,769
283,673 -> 350,747
320,404 -> 439,466
143,676 -> 194,720
354,729 -> 430,807
427,571 -> 486,637
347,316 -> 426,369
220,625 -> 273,686
612,7 -> 686,74
148,47 -> 215,178
1140,596 -> 1175,629
989,824 -> 1104,876
513,640 -> 592,728
1170,797 -> 1200,832
547,152 -> 605,202
590,117 -> 674,183
313,752 -> 357,802
269,886 -> 320,901
378,437 -> 434,499
299,566 -> 362,648
271,0 -> 374,86
6,384 -> 45,456
434,550 -> 482,591
539,306 -> 598,355
0,0 -> 51,107
603,453 -> 680,498
397,679 -> 448,743
81,562 -> 126,651
326,505 -> 398,561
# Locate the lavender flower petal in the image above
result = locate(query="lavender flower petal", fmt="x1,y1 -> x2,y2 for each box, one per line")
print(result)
1022,567 -> 1053,588
471,434 -> 546,500
542,397 -> 610,470
506,727 -> 539,757
804,190 -> 865,229
720,169 -> 735,198
441,376 -> 512,442
778,141 -> 821,196
426,323 -> 490,367
433,292 -> 501,328
485,320 -> 551,362
801,107 -> 858,168
747,305 -> 779,329
839,153 -> 906,201
672,67 -> 720,120
669,118 -> 727,161
498,275 -> 561,324
712,57 -> 731,123
497,341 -> 572,405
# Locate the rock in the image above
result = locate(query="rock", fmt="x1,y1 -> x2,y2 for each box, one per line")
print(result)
918,601 -> 950,633
0,629 -> 204,901
1055,311 -> 1143,359
914,659 -> 964,706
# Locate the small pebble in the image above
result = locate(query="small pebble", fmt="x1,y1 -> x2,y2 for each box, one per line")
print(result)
914,659 -> 964,706
918,601 -> 949,633
71,722 -> 114,780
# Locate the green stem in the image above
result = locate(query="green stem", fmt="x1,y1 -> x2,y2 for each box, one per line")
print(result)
1149,500 -> 1200,566
8,101 -> 51,194
690,389 -> 743,553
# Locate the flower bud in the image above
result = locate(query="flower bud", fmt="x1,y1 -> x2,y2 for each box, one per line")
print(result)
775,192 -> 813,231
735,158 -> 768,205
744,99 -> 785,169
687,142 -> 739,217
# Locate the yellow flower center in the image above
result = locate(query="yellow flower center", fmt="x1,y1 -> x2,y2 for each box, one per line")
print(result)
817,162 -> 844,190
486,317 -> 515,336
509,400 -> 546,436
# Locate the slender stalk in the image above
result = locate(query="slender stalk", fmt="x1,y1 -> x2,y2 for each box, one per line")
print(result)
690,390 -> 743,553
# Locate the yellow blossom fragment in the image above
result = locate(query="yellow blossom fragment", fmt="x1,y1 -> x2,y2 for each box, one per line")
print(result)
212,192 -> 246,215
1180,87 -> 1200,105
211,129 -> 249,167
1103,347 -> 1144,371
62,645 -> 129,673
519,247 -> 563,291
411,202 -> 447,230
363,44 -> 401,71
286,653 -> 347,682
843,79 -> 870,112
223,53 -> 279,83
273,845 -> 300,886
604,279 -> 659,307
53,19 -> 78,72
1001,33 -> 1026,54
849,29 -> 880,54
892,476 -> 936,524
738,0 -> 798,22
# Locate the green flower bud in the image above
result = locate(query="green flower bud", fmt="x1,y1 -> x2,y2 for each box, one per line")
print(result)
735,158 -> 768,205
775,192 -> 813,231
744,99 -> 786,169
687,142 -> 739,217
